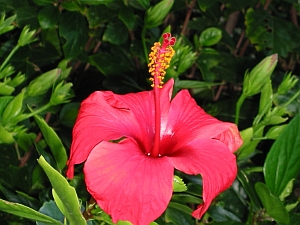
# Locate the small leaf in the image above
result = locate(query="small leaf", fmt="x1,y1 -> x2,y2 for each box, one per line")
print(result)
38,200 -> 65,225
33,114 -> 67,171
59,11 -> 87,59
173,175 -> 187,192
264,114 -> 300,196
0,198 -> 61,224
37,156 -> 87,225
103,20 -> 128,45
165,202 -> 194,225
38,5 -> 60,29
199,27 -> 222,46
255,182 -> 290,225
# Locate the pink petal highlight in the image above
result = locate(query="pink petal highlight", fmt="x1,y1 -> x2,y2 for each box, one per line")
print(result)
84,138 -> 174,225
168,138 -> 237,219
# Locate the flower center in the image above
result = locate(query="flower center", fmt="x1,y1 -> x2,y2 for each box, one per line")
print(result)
147,33 -> 176,157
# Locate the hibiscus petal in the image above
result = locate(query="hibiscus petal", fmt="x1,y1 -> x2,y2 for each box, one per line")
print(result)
67,80 -> 174,178
162,89 -> 242,154
84,138 -> 174,225
66,91 -> 140,178
168,138 -> 237,219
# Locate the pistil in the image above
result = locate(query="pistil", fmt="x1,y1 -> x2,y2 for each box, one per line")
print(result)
148,33 -> 176,157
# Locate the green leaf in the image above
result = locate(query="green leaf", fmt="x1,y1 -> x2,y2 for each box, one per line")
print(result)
173,175 -> 187,192
264,114 -> 300,196
33,114 -> 67,171
245,8 -> 300,57
15,6 -> 39,29
0,198 -> 62,224
37,156 -> 87,225
208,205 -> 242,222
59,102 -> 80,127
38,5 -> 60,29
175,79 -> 220,89
199,27 -> 222,46
255,182 -> 290,225
77,0 -> 114,4
119,6 -> 136,30
58,11 -> 87,59
103,20 -> 128,45
165,202 -> 194,225
37,200 -> 64,225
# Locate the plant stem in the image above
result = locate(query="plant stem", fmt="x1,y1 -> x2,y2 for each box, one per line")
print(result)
0,45 -> 20,71
16,102 -> 53,123
235,93 -> 247,126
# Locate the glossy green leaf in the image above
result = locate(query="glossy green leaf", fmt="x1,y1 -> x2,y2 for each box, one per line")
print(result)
255,182 -> 290,225
208,205 -> 242,222
264,114 -> 300,196
38,5 -> 60,29
37,156 -> 87,225
77,0 -> 114,4
165,202 -> 194,225
0,198 -> 61,224
173,175 -> 187,192
103,20 -> 128,45
245,8 -> 300,57
86,5 -> 115,28
33,114 -> 67,171
59,102 -> 80,127
119,6 -> 136,30
37,200 -> 64,225
199,27 -> 222,46
15,6 -> 39,29
59,11 -> 87,59
175,79 -> 220,89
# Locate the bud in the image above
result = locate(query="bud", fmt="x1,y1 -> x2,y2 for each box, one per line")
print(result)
0,14 -> 16,36
0,82 -> 14,95
27,68 -> 61,96
50,82 -> 73,105
265,124 -> 287,139
258,80 -> 273,116
0,125 -> 14,144
145,0 -> 174,28
18,25 -> 37,47
1,90 -> 25,125
277,72 -> 299,95
7,72 -> 26,87
243,54 -> 278,97
0,64 -> 15,79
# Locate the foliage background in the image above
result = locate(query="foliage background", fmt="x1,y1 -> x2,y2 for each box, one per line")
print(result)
0,0 -> 300,224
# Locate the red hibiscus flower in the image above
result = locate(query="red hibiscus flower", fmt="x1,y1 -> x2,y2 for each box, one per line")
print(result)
66,33 -> 243,225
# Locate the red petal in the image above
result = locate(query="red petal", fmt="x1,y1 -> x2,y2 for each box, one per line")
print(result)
84,138 -> 174,225
168,138 -> 237,219
67,80 -> 174,178
161,89 -> 242,155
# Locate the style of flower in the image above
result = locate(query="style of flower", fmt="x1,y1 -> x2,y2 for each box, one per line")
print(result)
66,33 -> 243,225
